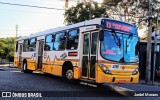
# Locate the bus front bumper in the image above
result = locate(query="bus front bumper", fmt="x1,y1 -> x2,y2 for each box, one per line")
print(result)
96,71 -> 139,84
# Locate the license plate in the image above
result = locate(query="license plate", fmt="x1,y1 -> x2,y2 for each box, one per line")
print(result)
118,80 -> 126,83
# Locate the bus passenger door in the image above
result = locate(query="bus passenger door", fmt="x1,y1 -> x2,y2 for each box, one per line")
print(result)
36,40 -> 44,70
90,32 -> 98,79
81,31 -> 98,80
18,44 -> 22,67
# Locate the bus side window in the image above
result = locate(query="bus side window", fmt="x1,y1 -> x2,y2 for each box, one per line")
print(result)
54,32 -> 66,50
67,29 -> 79,50
83,34 -> 89,54
23,39 -> 29,52
91,32 -> 98,54
29,38 -> 36,51
44,34 -> 54,51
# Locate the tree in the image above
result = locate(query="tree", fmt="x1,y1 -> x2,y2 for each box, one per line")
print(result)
64,1 -> 108,24
0,37 -> 16,62
103,0 -> 159,24
103,0 -> 160,39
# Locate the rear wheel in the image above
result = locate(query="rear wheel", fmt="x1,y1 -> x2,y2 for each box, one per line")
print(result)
22,61 -> 33,73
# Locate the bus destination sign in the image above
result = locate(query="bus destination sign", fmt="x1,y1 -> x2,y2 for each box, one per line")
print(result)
101,19 -> 137,35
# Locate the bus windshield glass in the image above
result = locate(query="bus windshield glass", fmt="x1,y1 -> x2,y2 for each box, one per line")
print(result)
100,31 -> 138,63
123,34 -> 138,62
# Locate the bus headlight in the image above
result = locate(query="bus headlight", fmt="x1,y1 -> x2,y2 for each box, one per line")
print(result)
132,68 -> 138,75
99,64 -> 112,74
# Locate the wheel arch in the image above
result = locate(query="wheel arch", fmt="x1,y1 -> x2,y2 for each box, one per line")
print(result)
62,61 -> 73,76
23,59 -> 27,64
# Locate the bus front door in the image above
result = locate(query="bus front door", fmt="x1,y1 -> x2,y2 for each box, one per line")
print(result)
81,31 -> 98,80
36,40 -> 44,70
18,44 -> 22,68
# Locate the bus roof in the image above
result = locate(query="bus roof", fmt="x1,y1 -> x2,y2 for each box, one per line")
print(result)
16,18 -> 136,41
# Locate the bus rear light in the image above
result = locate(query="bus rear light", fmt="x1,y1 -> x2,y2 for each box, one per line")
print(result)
99,64 -> 112,74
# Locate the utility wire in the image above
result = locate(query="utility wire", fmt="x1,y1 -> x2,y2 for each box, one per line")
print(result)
0,1 -> 65,10
0,8 -> 64,14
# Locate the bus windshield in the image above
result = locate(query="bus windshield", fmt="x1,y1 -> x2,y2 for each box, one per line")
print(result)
100,31 -> 138,63
123,34 -> 139,62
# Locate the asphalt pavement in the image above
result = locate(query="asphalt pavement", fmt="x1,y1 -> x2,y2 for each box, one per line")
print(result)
0,66 -> 160,100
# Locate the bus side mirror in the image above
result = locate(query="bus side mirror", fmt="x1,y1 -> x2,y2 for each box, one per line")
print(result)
99,30 -> 104,41
135,42 -> 139,55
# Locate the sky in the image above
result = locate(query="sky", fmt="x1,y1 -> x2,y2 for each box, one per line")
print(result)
0,0 -> 147,38
0,0 -> 77,38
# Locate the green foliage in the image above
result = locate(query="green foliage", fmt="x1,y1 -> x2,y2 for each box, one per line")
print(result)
102,0 -> 160,37
64,1 -> 108,24
0,37 -> 16,62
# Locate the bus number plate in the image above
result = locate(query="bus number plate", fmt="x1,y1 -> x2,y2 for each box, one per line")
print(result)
112,65 -> 119,69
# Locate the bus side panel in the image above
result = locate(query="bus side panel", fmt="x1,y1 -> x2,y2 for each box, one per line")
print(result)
27,59 -> 36,70
52,65 -> 62,76
73,67 -> 82,79
42,61 -> 52,73
14,57 -> 18,67
22,52 -> 36,70
14,51 -> 18,67
42,61 -> 63,76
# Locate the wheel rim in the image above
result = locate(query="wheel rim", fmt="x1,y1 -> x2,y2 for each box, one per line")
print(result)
23,63 -> 26,70
66,69 -> 74,80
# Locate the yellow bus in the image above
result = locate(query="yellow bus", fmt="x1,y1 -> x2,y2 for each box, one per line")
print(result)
14,18 -> 139,84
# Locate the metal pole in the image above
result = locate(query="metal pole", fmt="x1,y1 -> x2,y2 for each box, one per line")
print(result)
152,8 -> 159,84
65,0 -> 68,9
145,0 -> 153,84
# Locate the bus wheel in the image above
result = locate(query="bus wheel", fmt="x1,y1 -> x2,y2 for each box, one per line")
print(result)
22,62 -> 28,73
65,69 -> 74,80
22,62 -> 32,73
63,66 -> 75,82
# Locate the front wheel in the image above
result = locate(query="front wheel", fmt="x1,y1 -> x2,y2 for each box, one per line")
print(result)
63,66 -> 78,83
64,68 -> 74,80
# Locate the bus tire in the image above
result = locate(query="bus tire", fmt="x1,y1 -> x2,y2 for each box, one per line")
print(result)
22,61 -> 33,73
63,65 -> 77,83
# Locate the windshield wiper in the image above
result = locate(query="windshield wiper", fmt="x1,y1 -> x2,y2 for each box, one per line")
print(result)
111,30 -> 121,48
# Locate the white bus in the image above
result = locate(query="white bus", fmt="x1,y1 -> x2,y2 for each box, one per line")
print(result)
14,18 -> 139,84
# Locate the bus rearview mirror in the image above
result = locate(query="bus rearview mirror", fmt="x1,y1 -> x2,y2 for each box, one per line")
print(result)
99,30 -> 104,41
135,42 -> 139,55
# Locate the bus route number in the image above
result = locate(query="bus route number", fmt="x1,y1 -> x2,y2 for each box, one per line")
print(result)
112,65 -> 119,69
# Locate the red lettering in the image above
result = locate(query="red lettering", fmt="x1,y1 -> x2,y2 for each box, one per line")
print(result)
121,26 -> 132,32
103,50 -> 116,55
112,23 -> 121,30
106,22 -> 132,32
106,22 -> 111,28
